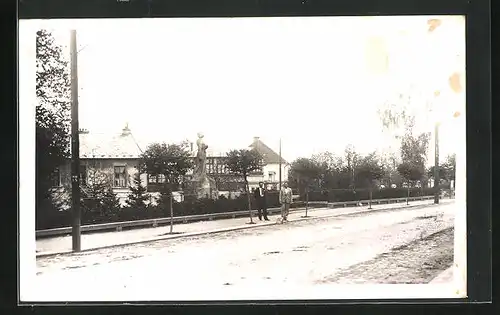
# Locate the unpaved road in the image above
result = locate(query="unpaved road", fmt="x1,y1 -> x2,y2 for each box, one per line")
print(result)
33,202 -> 455,301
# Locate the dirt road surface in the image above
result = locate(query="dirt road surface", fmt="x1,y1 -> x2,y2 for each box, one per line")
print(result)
33,202 -> 455,301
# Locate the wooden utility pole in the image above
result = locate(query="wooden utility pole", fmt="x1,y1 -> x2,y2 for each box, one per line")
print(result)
278,138 -> 282,191
433,122 -> 440,204
70,30 -> 81,251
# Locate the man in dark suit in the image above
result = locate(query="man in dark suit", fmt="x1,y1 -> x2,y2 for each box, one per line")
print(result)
254,182 -> 269,221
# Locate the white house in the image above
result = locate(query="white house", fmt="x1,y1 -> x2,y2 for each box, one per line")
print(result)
52,124 -> 150,206
247,136 -> 289,190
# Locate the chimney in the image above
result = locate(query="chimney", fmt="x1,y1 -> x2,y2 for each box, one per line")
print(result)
253,136 -> 260,142
121,123 -> 131,136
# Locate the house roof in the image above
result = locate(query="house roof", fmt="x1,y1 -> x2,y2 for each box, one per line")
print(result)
79,128 -> 143,159
248,137 -> 287,164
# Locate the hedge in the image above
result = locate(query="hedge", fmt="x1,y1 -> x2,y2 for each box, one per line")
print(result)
36,188 -> 436,230
304,187 -> 436,202
37,192 -> 280,230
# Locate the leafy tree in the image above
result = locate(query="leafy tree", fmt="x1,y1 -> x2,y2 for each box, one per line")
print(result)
397,130 -> 430,203
80,166 -> 121,221
311,150 -> 369,191
442,154 -> 457,196
355,152 -> 385,208
139,141 -> 193,188
400,132 -> 431,168
311,152 -> 344,189
125,173 -> 150,211
397,161 -> 425,204
139,141 -> 193,232
443,154 -> 456,182
377,88 -> 426,189
289,158 -> 322,196
35,29 -> 71,228
100,187 -> 121,218
224,149 -> 263,224
427,154 -> 456,189
289,157 -> 323,217
381,152 -> 403,187
397,162 -> 425,184
311,152 -> 339,170
344,145 -> 361,190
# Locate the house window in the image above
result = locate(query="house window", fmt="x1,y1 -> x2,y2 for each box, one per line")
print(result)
148,174 -> 166,184
206,158 -> 214,174
268,171 -> 276,182
148,175 -> 157,184
50,168 -> 61,187
113,166 -> 127,187
158,174 -> 166,183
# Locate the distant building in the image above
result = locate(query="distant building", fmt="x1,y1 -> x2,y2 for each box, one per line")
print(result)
51,124 -> 146,206
51,129 -> 289,204
247,137 -> 289,190
191,136 -> 289,192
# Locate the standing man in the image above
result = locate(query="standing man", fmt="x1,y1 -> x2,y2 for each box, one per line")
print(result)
279,182 -> 293,222
254,182 -> 269,221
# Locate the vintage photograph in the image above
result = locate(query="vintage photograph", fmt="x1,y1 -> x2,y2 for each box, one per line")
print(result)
19,16 -> 466,301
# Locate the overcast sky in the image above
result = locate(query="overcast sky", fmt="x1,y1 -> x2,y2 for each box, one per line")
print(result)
22,16 -> 465,165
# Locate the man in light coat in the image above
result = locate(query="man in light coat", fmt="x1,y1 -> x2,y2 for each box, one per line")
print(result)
279,182 -> 293,222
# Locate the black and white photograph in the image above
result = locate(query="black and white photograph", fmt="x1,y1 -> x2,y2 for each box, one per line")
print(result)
19,16 -> 467,301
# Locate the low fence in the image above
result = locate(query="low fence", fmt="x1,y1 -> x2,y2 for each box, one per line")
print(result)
36,195 -> 435,238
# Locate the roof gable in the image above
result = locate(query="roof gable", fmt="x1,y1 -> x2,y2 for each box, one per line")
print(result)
248,138 -> 287,164
79,132 -> 143,159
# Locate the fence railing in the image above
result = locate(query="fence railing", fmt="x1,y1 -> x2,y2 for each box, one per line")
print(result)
36,195 -> 435,238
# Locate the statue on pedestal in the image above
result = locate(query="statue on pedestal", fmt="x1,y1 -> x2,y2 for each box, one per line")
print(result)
188,133 -> 218,199
193,133 -> 208,180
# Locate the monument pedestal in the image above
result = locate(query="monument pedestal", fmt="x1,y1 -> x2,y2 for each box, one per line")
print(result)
187,175 -> 218,199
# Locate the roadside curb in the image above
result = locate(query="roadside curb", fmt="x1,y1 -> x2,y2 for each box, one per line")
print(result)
36,201 -> 446,259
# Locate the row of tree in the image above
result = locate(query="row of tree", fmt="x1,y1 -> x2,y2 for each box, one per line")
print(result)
288,138 -> 456,198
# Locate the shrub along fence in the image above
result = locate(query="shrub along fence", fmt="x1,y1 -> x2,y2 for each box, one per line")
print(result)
304,187 -> 436,203
37,188 -> 435,231
38,191 -> 282,230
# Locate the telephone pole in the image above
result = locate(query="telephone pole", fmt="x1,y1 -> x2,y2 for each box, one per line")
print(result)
433,122 -> 440,204
70,30 -> 81,251
278,138 -> 282,191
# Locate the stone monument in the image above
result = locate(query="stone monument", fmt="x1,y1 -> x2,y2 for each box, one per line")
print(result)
187,133 -> 218,199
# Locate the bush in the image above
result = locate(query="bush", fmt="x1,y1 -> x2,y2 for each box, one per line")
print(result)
36,188 -> 435,230
172,191 -> 281,217
306,187 -> 435,202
